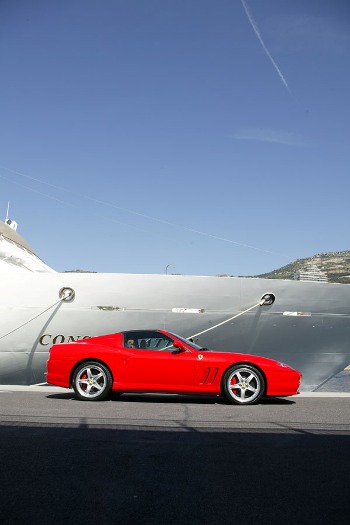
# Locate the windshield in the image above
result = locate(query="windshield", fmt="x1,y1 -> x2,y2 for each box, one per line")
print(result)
167,332 -> 204,351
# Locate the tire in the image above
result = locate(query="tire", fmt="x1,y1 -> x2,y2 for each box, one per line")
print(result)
222,365 -> 265,405
72,361 -> 112,401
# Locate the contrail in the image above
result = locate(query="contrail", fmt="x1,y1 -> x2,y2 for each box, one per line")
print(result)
240,0 -> 292,95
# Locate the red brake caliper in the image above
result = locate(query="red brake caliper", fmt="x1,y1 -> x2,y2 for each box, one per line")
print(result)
81,373 -> 87,391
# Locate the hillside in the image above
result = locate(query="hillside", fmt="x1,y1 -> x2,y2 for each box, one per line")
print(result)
255,250 -> 350,284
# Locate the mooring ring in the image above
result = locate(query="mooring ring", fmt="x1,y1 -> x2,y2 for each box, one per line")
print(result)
59,287 -> 75,302
260,293 -> 275,306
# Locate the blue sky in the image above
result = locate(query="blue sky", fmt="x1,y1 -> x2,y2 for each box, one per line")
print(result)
0,0 -> 349,275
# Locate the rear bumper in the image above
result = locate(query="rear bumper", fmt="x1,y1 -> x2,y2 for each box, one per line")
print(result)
46,359 -> 71,388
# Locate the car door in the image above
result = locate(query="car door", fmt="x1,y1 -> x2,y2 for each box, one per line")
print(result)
120,343 -> 195,390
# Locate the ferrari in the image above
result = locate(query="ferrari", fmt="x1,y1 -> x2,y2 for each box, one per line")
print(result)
46,329 -> 301,405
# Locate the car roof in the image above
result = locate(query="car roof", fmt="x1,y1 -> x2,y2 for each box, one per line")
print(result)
121,329 -> 160,334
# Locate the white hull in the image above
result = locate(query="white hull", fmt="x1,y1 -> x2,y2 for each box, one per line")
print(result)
1,270 -> 350,390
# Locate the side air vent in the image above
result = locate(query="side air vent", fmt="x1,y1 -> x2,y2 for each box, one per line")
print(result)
201,368 -> 219,384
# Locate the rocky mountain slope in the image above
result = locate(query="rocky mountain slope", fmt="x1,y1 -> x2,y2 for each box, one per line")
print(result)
255,250 -> 350,284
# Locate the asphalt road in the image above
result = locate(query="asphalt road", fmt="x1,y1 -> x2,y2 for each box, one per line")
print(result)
1,388 -> 350,525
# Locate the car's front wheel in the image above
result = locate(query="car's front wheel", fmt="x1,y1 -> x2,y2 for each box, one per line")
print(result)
223,365 -> 265,405
72,361 -> 112,401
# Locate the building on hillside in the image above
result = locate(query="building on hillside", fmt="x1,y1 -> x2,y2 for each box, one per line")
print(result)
294,263 -> 328,283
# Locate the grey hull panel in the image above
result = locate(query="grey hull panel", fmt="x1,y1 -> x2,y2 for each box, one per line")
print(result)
1,273 -> 349,390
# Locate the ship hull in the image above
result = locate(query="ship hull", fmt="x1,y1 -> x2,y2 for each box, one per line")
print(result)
1,272 -> 350,390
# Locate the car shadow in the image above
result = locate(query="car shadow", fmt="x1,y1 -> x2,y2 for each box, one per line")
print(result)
47,391 -> 296,405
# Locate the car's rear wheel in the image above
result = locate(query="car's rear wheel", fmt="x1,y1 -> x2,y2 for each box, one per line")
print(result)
223,365 -> 265,405
72,361 -> 112,401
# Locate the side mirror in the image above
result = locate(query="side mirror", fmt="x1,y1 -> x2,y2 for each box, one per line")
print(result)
172,341 -> 186,353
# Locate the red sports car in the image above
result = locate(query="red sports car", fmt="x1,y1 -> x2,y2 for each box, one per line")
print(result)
46,329 -> 301,405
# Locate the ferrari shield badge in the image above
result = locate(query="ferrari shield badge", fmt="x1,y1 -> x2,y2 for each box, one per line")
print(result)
198,354 -> 203,360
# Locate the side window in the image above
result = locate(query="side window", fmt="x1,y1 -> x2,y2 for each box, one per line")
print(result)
125,337 -> 138,349
123,332 -> 174,351
147,336 -> 174,351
